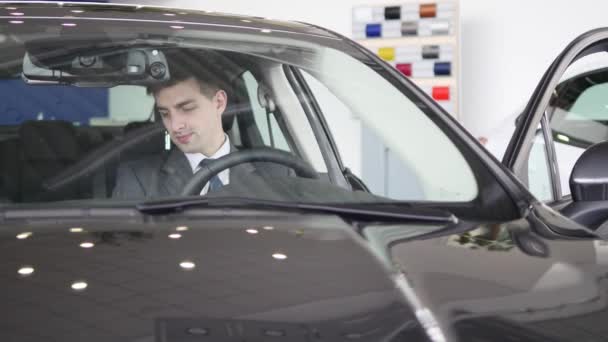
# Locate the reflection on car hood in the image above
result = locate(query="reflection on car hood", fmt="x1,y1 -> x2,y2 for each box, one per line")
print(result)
6,205 -> 599,342
0,213 -> 429,341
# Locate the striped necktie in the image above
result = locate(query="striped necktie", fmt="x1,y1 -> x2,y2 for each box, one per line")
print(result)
198,158 -> 223,192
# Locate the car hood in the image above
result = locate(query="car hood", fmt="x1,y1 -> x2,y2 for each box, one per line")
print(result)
365,203 -> 608,342
6,204 -> 600,342
0,212 -> 430,341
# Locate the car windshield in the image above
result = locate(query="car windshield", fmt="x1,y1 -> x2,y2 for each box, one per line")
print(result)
0,4 -> 478,206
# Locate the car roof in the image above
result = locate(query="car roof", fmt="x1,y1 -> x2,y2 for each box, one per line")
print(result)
0,1 -> 341,40
0,1 -> 375,67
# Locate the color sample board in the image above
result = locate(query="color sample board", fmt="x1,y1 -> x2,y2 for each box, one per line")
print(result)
353,0 -> 459,119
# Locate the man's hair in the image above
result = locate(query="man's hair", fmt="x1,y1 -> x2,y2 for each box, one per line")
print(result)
146,50 -> 229,99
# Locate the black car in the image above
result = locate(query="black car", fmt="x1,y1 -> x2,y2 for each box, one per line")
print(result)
2,2 -> 608,342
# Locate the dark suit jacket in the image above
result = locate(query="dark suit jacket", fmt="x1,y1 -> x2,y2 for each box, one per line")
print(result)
112,146 -> 262,199
112,147 -> 384,202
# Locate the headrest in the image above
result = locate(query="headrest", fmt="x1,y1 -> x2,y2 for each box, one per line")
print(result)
570,140 -> 608,201
19,120 -> 80,161
123,121 -> 152,133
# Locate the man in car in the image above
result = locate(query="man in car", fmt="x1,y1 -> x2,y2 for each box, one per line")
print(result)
112,55 -> 262,199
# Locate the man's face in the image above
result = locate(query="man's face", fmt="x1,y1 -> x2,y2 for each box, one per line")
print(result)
155,78 -> 227,155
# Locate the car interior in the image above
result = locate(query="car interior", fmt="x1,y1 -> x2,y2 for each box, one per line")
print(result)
0,46 -> 340,203
545,67 -> 608,229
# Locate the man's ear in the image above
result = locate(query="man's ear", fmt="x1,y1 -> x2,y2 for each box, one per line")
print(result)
214,90 -> 228,114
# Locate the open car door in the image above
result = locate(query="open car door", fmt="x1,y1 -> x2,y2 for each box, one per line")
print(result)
503,28 -> 608,231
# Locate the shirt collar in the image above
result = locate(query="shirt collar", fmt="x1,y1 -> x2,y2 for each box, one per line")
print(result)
184,134 -> 231,172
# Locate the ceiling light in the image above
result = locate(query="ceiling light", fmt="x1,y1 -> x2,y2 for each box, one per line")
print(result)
9,20 -> 23,24
163,13 -> 176,17
241,19 -> 252,23
9,12 -> 23,16
176,226 -> 189,231
80,242 -> 94,248
5,7 -> 17,10
264,329 -> 286,337
272,253 -> 287,260
168,233 -> 182,239
261,29 -> 272,33
18,266 -> 34,276
263,226 -> 274,231
71,281 -> 88,291
246,229 -> 259,234
344,333 -> 364,339
62,23 -> 76,27
556,133 -> 570,143
70,9 -> 84,13
69,227 -> 84,233
170,25 -> 184,29
187,327 -> 209,336
180,261 -> 196,270
16,232 -> 32,240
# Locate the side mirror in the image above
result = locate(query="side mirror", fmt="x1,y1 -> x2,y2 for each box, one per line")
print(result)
570,140 -> 608,201
561,140 -> 608,229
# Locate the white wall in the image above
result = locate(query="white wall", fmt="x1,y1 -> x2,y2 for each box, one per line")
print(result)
112,0 -> 608,162
460,0 -> 608,156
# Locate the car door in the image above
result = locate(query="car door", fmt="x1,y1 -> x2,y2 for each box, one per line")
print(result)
381,28 -> 608,342
504,28 -> 608,228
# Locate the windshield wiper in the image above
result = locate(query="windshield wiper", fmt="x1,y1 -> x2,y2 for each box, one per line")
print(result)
136,196 -> 457,224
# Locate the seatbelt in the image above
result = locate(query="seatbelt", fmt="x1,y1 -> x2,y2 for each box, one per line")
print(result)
257,83 -> 277,148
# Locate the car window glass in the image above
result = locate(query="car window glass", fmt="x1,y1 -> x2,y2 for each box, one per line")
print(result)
241,71 -> 290,151
299,70 -> 360,172
545,52 -> 608,197
298,68 -> 478,201
0,27 -> 482,204
527,127 -> 553,201
0,81 -> 152,126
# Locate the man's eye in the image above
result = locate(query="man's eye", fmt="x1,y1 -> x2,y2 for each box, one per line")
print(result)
158,111 -> 169,118
183,105 -> 197,112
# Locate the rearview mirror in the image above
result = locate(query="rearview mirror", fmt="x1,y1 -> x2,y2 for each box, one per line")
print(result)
22,47 -> 171,86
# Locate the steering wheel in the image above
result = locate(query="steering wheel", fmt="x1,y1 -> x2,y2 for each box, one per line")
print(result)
180,147 -> 319,196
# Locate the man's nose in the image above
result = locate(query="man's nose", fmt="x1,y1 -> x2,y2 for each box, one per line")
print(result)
170,115 -> 186,132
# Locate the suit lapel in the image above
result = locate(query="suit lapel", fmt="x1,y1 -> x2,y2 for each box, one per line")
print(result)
158,149 -> 193,197
156,143 -> 257,197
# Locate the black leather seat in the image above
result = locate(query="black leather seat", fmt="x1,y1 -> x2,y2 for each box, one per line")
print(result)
0,137 -> 20,201
9,120 -> 86,201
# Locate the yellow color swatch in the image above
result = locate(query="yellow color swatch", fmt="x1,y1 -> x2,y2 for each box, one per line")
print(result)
378,47 -> 395,61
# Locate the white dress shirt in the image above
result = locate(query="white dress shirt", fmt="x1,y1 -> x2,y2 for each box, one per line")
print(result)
184,135 -> 231,195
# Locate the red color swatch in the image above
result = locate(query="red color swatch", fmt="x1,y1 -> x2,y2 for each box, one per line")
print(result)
432,86 -> 450,100
396,63 -> 412,77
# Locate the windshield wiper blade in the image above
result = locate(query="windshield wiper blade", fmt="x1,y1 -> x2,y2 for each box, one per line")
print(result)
136,196 -> 457,224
